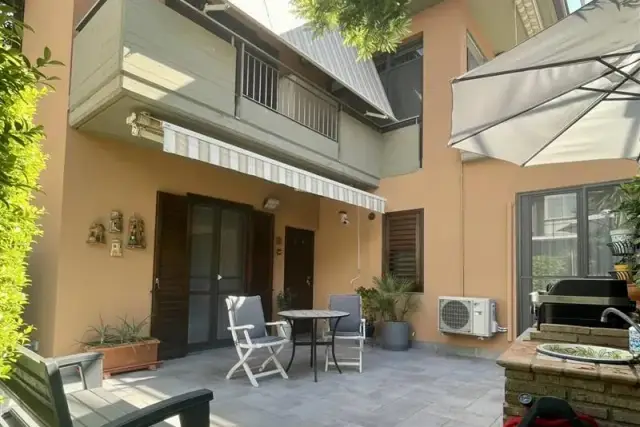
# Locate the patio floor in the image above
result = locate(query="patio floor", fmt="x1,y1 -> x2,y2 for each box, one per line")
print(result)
93,343 -> 505,427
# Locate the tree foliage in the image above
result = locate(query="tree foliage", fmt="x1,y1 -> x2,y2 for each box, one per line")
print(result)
291,0 -> 412,60
0,2 -> 58,380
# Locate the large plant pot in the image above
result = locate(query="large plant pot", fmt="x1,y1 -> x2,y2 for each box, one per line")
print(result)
610,228 -> 634,243
381,321 -> 410,351
87,339 -> 161,378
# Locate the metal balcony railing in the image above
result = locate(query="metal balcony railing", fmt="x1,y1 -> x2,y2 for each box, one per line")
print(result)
242,51 -> 339,141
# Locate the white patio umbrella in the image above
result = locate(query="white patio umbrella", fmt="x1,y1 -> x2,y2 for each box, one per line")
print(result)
448,0 -> 640,166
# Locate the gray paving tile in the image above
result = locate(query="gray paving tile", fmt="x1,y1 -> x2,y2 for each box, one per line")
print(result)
61,345 -> 504,427
465,392 -> 504,418
395,408 -> 450,427
422,402 -> 499,426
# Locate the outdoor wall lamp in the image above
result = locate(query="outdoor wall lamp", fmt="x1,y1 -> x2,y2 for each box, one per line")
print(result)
263,197 -> 280,210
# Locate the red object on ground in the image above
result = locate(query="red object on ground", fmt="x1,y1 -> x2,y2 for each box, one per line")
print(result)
504,415 -> 599,427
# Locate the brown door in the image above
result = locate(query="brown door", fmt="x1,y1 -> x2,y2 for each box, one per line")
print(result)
249,211 -> 274,321
151,192 -> 190,360
284,226 -> 315,333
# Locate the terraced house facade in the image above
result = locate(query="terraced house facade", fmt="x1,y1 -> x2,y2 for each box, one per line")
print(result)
23,0 -> 636,358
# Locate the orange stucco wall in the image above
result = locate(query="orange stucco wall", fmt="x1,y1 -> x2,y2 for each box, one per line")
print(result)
23,0 -> 638,356
22,0 -> 76,356
373,0 -> 637,351
53,133 -> 327,355
22,0 -> 369,356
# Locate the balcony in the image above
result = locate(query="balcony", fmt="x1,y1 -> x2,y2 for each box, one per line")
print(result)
68,0 -> 421,187
241,51 -> 339,142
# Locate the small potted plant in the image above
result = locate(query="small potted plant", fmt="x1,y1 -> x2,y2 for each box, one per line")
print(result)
608,179 -> 640,243
614,256 -> 632,273
82,315 -> 160,378
371,273 -> 419,351
276,289 -> 294,339
356,286 -> 379,337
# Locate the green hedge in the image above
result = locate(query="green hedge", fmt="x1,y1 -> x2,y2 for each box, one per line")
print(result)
0,4 -> 58,380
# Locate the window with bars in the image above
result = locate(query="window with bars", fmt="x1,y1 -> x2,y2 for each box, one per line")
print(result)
383,209 -> 424,292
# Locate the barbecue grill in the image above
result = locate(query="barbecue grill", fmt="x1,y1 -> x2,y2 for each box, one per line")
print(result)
536,278 -> 634,330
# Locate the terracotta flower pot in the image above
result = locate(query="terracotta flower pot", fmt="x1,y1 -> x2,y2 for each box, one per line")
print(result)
86,339 -> 161,378
628,284 -> 640,303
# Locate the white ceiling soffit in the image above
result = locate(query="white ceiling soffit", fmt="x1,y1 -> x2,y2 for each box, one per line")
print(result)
224,0 -> 397,120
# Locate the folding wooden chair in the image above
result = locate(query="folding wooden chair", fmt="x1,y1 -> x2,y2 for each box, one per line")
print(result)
323,294 -> 366,373
225,295 -> 290,387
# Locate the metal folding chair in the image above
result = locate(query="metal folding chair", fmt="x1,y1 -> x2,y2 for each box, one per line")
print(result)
323,294 -> 366,373
225,295 -> 289,387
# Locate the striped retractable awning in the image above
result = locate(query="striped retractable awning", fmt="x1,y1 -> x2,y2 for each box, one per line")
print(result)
162,122 -> 386,213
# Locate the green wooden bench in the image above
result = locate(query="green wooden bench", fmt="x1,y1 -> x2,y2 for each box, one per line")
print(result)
0,346 -> 213,427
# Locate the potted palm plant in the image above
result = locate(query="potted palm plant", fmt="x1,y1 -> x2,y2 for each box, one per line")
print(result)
608,177 -> 640,302
372,273 -> 419,351
82,316 -> 160,378
597,189 -> 632,243
608,179 -> 640,243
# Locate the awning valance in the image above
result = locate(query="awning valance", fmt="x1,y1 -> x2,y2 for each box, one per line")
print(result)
162,122 -> 386,213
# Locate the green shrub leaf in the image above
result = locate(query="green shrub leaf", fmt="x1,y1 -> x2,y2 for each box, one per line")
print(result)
0,3 -> 57,389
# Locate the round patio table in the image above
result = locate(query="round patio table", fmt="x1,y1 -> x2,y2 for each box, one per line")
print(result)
278,309 -> 349,383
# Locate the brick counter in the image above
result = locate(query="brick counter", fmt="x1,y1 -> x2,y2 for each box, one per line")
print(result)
498,324 -> 640,426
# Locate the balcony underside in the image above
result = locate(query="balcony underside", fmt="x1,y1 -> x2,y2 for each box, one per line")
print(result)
68,0 -> 418,188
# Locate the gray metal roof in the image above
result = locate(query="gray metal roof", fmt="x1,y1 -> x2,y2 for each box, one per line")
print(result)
226,0 -> 396,120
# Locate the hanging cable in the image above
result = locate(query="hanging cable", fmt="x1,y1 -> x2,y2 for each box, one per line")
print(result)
350,208 -> 361,290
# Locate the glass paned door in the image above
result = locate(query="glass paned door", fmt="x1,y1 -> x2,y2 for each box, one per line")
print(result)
216,208 -> 248,341
517,182 -> 623,334
531,191 -> 579,291
518,190 -> 581,333
187,201 -> 248,350
188,205 -> 214,346
587,186 -> 619,276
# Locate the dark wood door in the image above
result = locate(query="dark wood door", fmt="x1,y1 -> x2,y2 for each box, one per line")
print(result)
151,192 -> 189,360
186,196 -> 250,350
284,226 -> 315,333
249,211 -> 274,321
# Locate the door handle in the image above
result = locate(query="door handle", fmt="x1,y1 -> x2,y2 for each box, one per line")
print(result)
217,274 -> 223,280
306,276 -> 312,287
154,278 -> 160,291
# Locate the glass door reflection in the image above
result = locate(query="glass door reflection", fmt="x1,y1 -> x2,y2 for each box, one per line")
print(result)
187,201 -> 248,350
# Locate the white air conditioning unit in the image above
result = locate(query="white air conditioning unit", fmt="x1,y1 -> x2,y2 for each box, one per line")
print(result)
438,296 -> 497,338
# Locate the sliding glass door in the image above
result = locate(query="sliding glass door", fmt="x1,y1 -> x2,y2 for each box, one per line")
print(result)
517,181 -> 622,333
